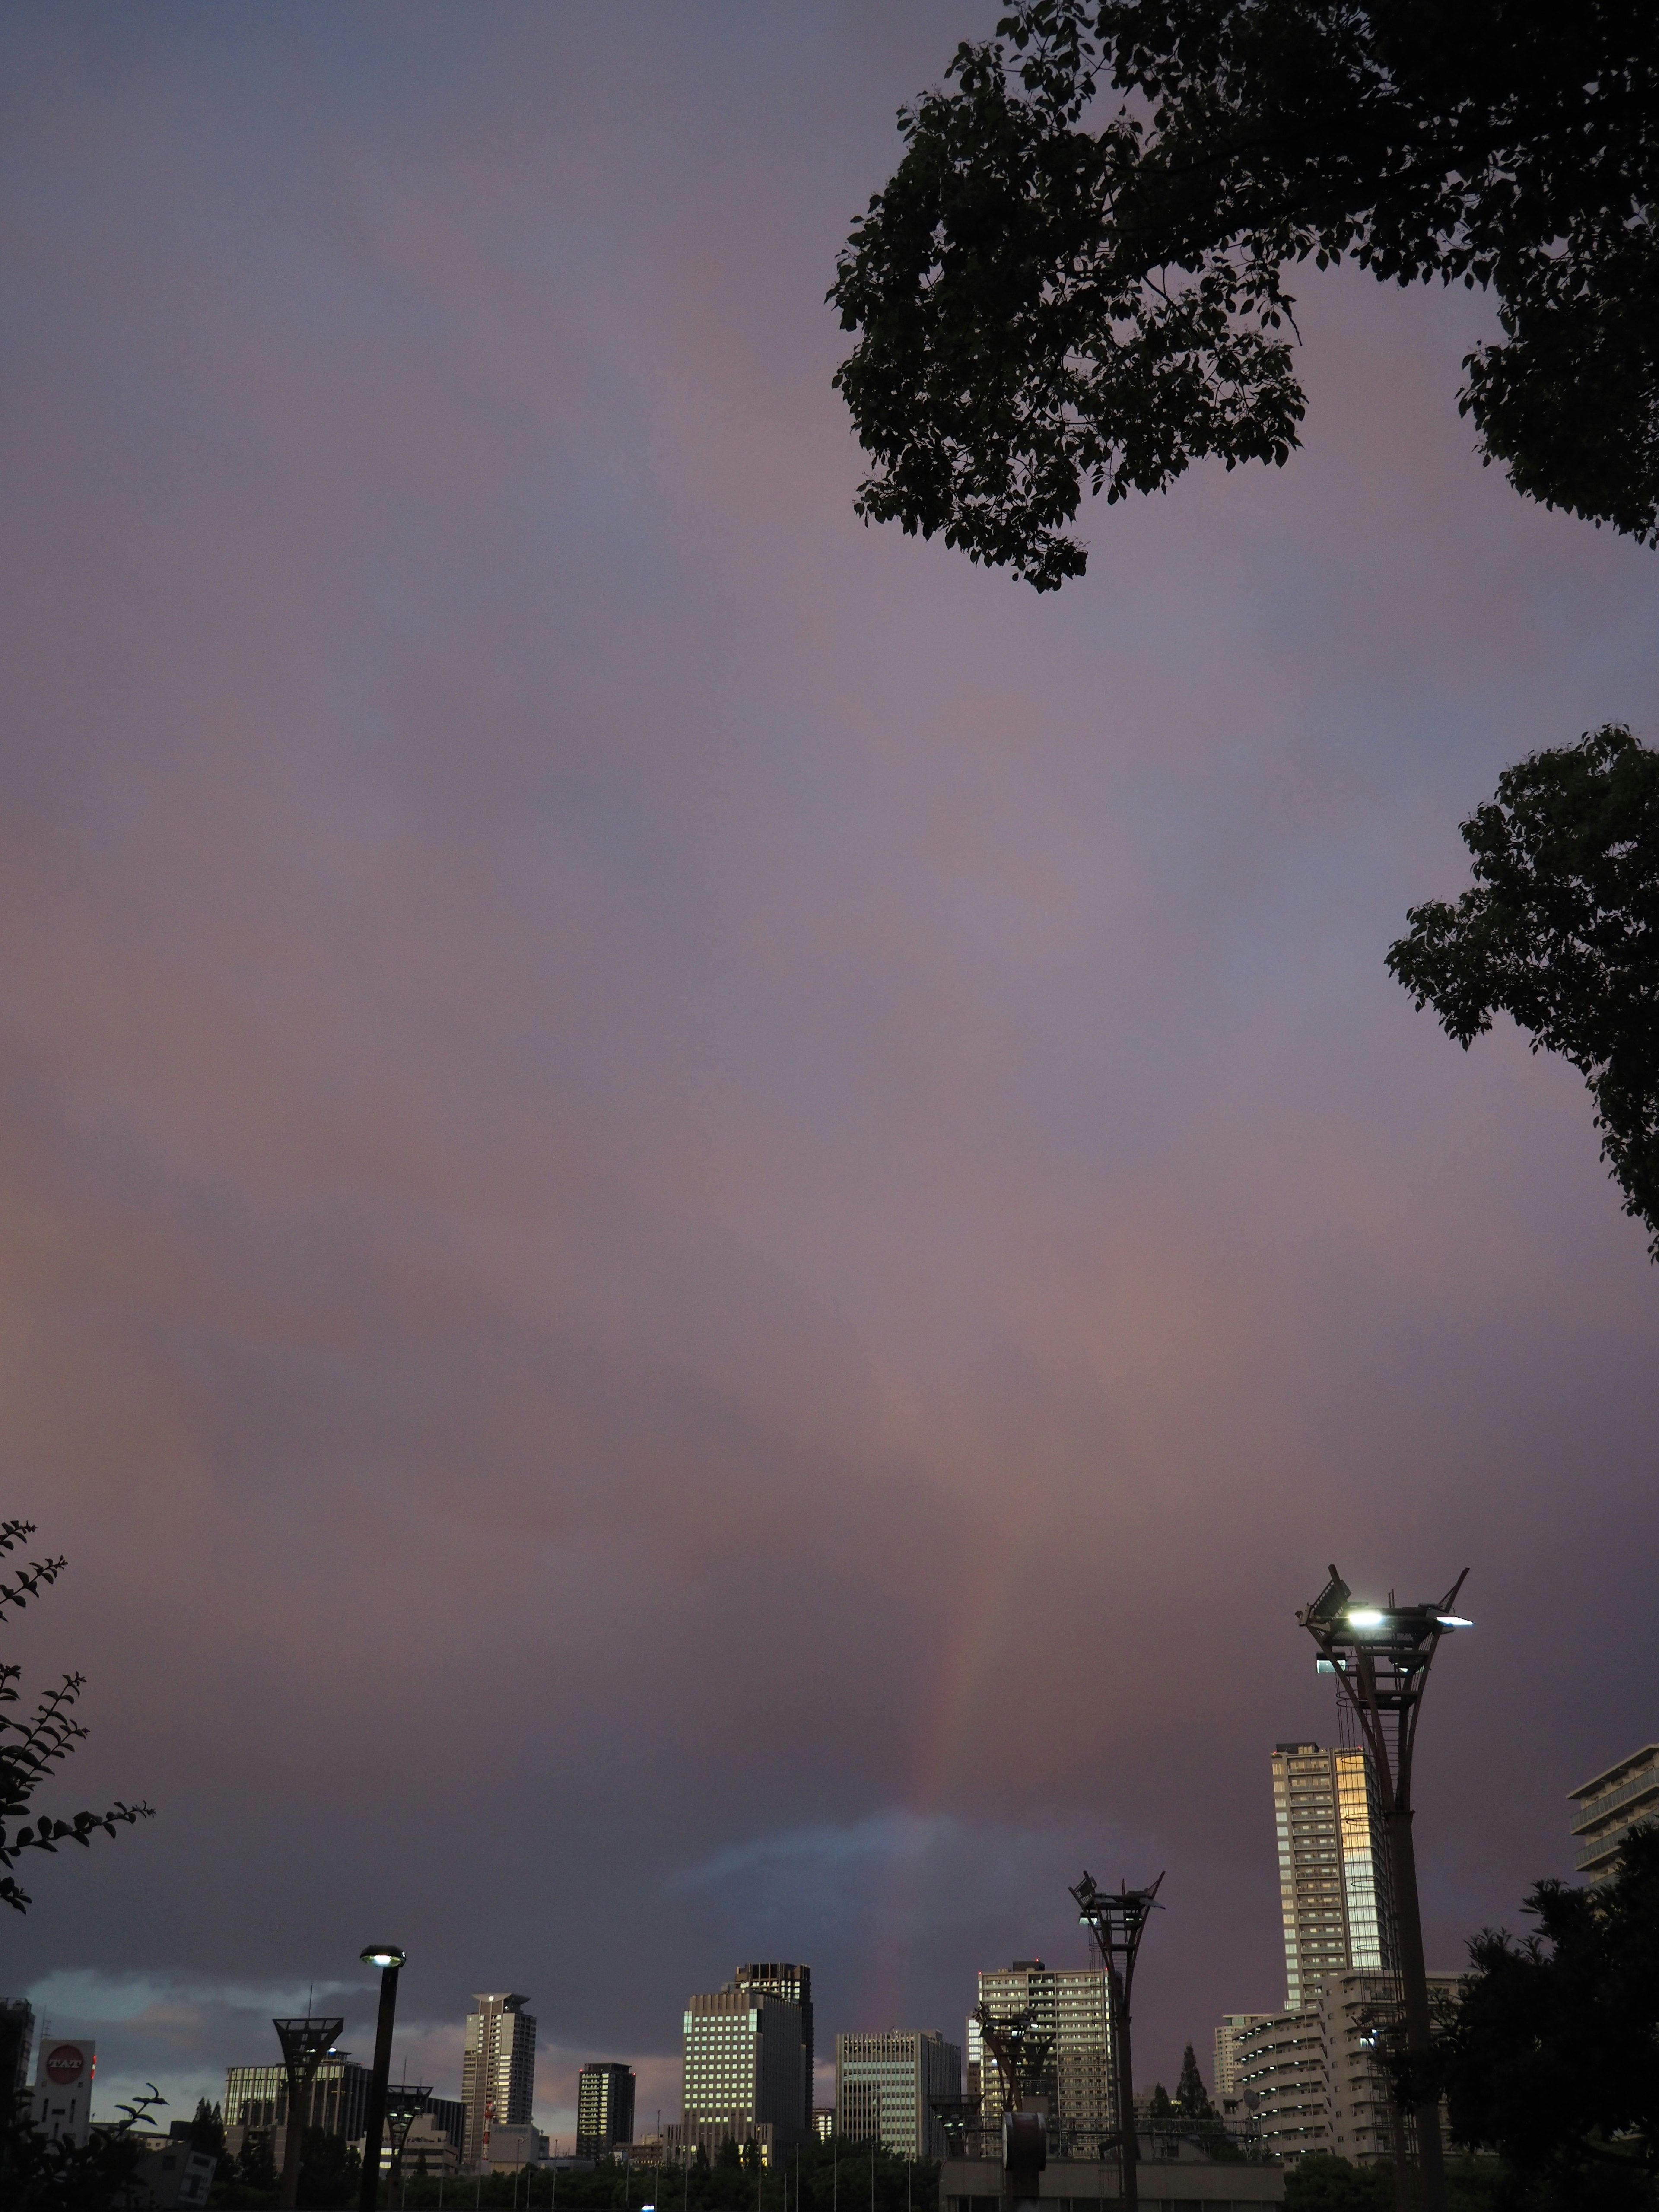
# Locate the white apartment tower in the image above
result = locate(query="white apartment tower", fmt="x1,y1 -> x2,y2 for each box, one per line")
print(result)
974,1959 -> 1113,2154
1272,1742 -> 1394,2009
461,1994 -> 537,2170
1213,2014 -> 1271,2104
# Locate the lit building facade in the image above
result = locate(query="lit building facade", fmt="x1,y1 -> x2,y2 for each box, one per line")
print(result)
835,2031 -> 960,2158
461,1994 -> 537,2170
735,1964 -> 814,2134
1213,2015 -> 1271,2104
225,2054 -> 369,2169
676,1985 -> 804,2160
1273,1742 -> 1394,2009
1568,1743 -> 1659,1884
577,2063 -> 636,2155
974,1960 -> 1113,2155
1228,1972 -> 1460,2169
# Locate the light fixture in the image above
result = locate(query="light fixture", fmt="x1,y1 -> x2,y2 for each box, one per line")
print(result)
1345,1608 -> 1386,1629
361,1946 -> 407,1970
1436,1615 -> 1473,1629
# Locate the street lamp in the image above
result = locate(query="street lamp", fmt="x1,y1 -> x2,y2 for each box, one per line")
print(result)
1071,1873 -> 1163,2212
1297,1567 -> 1471,2212
358,1945 -> 408,2212
273,2015 -> 346,2211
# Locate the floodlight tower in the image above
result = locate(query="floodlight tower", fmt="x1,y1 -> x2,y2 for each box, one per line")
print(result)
973,2004 -> 1055,2212
381,2083 -> 434,2199
1071,1872 -> 1163,2212
272,2015 -> 346,2211
1297,1567 -> 1471,2212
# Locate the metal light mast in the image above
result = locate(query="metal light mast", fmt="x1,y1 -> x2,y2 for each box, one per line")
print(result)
272,2015 -> 345,2211
381,2084 -> 433,2200
973,2003 -> 1054,2212
1297,1566 -> 1471,2212
1071,1872 -> 1163,2212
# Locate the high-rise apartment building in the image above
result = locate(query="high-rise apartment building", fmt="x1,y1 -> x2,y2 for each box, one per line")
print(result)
1273,1742 -> 1393,2009
1213,2015 -> 1271,2104
735,1964 -> 814,2133
1568,1743 -> 1659,1884
1229,1971 -> 1461,2168
461,1994 -> 537,2170
835,2031 -> 961,2158
677,1985 -> 804,2160
577,2063 -> 636,2155
975,1959 -> 1113,2154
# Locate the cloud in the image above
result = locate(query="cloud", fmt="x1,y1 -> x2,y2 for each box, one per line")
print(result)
0,0 -> 1652,2122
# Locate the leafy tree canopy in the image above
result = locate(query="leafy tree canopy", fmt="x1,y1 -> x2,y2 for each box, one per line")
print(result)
1387,725 -> 1659,1258
831,0 -> 1659,588
1284,2154 -> 1395,2212
1174,2043 -> 1214,2121
1406,1822 -> 1659,2211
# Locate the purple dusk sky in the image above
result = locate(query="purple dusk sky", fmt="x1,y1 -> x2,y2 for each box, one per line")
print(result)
3,0 -> 1656,2143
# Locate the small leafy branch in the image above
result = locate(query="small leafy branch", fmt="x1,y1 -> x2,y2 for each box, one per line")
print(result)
0,2079 -> 168,2210
0,1519 -> 152,1913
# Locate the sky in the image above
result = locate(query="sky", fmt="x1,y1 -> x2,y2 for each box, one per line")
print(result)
2,0 -> 1657,2150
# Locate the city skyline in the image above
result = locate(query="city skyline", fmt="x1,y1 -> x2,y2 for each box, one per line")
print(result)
3,0 -> 1655,2157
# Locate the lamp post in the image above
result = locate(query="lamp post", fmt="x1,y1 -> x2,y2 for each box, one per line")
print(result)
1297,1567 -> 1471,2212
1070,1872 -> 1163,2212
273,2015 -> 346,2211
358,1946 -> 408,2212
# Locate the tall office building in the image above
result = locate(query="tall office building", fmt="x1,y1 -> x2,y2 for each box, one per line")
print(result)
835,2031 -> 960,2158
976,1960 -> 1113,2155
1273,1742 -> 1393,2009
225,2054 -> 369,2163
1568,1743 -> 1659,1884
461,1994 -> 537,2170
735,1964 -> 813,2134
677,1984 -> 804,2160
577,2063 -> 636,2155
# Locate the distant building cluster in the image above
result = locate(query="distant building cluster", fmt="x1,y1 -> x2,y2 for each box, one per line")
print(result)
5,1732 -> 1643,2187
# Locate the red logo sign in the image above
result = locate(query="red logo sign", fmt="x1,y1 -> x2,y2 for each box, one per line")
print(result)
45,2044 -> 87,2085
